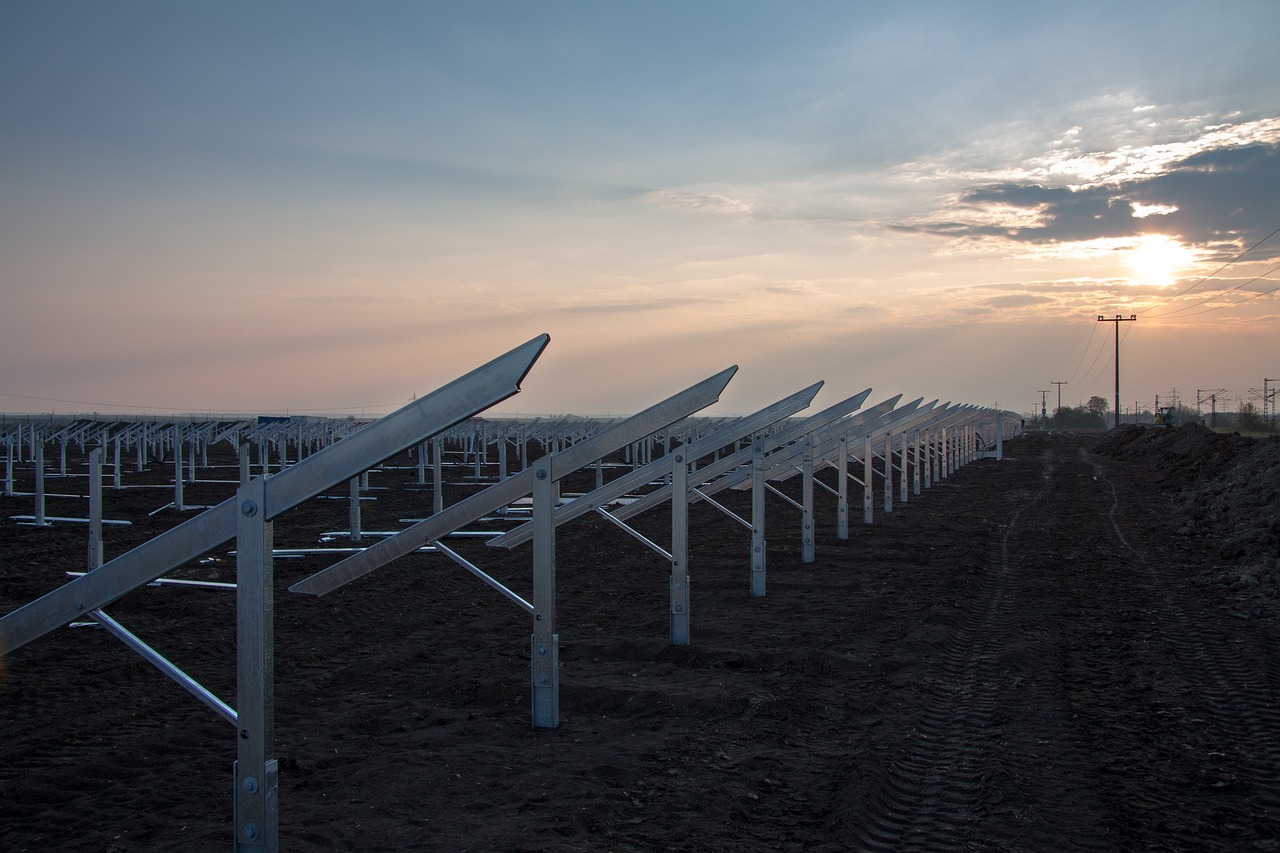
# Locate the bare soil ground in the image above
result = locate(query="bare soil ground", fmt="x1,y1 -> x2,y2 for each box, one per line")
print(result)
3,427 -> 1280,851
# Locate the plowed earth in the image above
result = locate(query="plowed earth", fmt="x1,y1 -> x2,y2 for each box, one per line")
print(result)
2,428 -> 1279,851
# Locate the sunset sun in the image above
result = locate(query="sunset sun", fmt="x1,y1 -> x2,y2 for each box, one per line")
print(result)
1126,234 -> 1196,287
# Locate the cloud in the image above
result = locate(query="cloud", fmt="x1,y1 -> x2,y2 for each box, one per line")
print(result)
892,119 -> 1280,261
983,293 -> 1054,309
642,189 -> 753,215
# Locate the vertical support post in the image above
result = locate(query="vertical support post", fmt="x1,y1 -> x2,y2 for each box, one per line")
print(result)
862,435 -> 873,525
88,448 -> 104,569
188,431 -> 197,483
899,431 -> 909,504
432,436 -> 444,515
530,458 -> 559,729
113,435 -> 122,489
498,436 -> 508,481
940,428 -> 949,480
801,435 -> 814,563
913,431 -> 923,496
348,476 -> 362,543
234,476 -> 278,852
883,433 -> 893,514
996,417 -> 1004,461
670,449 -> 691,645
750,441 -> 766,597
34,442 -> 47,526
173,427 -> 184,512
4,437 -> 13,497
239,442 -> 251,486
416,441 -> 427,486
836,433 -> 849,540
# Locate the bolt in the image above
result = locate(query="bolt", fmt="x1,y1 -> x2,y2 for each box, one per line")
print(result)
538,644 -> 548,655
243,823 -> 259,842
241,500 -> 258,517
242,776 -> 259,794
240,729 -> 250,740
535,469 -> 547,480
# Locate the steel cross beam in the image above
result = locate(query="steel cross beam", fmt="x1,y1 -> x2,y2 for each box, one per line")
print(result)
485,382 -> 824,551
608,389 -> 878,524
0,334 -> 550,656
766,398 -> 931,529
291,365 -> 736,729
289,366 -> 736,597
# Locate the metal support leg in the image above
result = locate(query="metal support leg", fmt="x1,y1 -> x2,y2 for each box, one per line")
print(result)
836,434 -> 849,540
88,448 -> 103,569
801,435 -> 814,563
34,443 -> 46,526
750,441 -> 766,597
234,476 -> 278,851
348,476 -> 362,543
863,435 -> 873,525
912,432 -> 922,496
899,431 -> 909,504
883,433 -> 893,514
432,436 -> 444,516
173,429 -> 184,512
531,458 -> 559,729
670,451 -> 691,645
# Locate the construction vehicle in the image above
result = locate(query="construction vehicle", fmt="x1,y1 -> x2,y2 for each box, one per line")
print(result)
1154,406 -> 1176,427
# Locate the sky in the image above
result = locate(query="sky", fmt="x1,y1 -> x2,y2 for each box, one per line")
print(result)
2,1 -> 1279,420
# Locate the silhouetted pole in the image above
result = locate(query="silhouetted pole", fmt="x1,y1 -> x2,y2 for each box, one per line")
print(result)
1051,380 -> 1067,424
1098,315 -> 1136,429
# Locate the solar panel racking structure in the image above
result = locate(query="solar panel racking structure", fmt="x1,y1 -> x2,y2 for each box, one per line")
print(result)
1,335 -> 1024,851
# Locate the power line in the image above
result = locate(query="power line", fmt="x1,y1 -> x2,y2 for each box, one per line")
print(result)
1065,321 -> 1101,386
1149,265 -> 1280,318
1137,224 -> 1280,316
1079,322 -> 1134,393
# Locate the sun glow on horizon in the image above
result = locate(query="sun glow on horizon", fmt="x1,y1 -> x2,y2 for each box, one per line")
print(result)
1125,234 -> 1197,287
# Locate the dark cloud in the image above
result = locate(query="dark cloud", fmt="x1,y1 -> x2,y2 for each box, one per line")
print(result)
895,140 -> 1280,260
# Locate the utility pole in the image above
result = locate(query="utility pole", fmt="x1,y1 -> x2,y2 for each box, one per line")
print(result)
1050,380 -> 1067,425
1097,314 -> 1137,429
1197,389 -> 1225,428
1038,390 -> 1049,431
1267,378 -> 1277,426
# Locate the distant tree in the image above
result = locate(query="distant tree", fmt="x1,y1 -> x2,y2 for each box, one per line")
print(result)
1085,396 -> 1110,419
1052,405 -> 1106,429
1238,402 -> 1275,433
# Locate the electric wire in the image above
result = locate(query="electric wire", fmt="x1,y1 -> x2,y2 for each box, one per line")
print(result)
1136,225 -> 1280,316
1064,321 -> 1101,386
1078,323 -> 1133,395
1144,263 -> 1280,319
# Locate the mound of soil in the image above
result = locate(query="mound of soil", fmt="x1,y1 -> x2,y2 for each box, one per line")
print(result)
1097,424 -> 1280,612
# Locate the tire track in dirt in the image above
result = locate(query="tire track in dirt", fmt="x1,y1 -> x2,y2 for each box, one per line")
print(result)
850,443 -> 1086,851
1085,448 -> 1280,822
